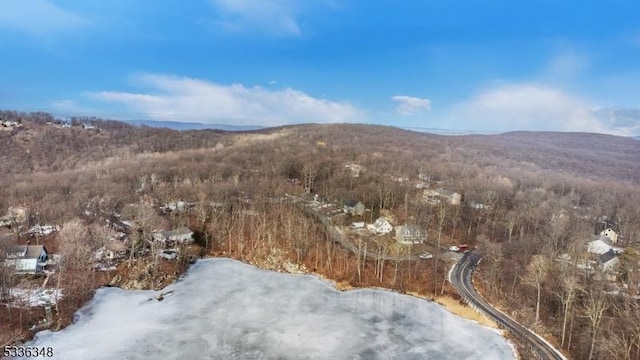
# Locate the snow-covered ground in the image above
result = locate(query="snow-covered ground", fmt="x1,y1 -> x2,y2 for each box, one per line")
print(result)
5,288 -> 63,307
26,259 -> 515,360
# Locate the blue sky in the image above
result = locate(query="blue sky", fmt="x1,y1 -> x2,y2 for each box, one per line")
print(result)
1,0 -> 640,135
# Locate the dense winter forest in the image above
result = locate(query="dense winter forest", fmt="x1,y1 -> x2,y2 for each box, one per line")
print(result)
1,110 -> 640,359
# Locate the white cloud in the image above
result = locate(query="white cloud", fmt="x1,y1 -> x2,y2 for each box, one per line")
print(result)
391,96 -> 432,115
209,0 -> 303,36
50,99 -> 99,116
50,99 -> 79,112
592,108 -> 640,136
0,0 -> 87,35
89,73 -> 363,126
446,83 -> 636,136
547,50 -> 589,79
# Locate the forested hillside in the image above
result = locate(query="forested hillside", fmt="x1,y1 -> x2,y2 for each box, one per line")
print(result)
1,111 -> 640,359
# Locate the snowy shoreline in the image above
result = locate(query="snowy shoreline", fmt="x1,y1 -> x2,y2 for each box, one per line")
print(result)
26,258 -> 516,360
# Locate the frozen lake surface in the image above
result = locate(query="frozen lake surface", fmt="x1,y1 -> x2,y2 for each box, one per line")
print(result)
28,258 -> 515,359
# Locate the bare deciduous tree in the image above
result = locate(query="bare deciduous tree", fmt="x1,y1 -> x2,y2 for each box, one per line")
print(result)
554,273 -> 581,348
302,163 -> 319,193
523,254 -> 550,324
434,203 -> 448,296
582,286 -> 610,360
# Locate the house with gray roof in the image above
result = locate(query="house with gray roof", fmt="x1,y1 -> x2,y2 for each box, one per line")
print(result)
4,245 -> 49,274
153,227 -> 194,246
343,200 -> 365,216
587,234 -> 615,255
368,217 -> 393,235
598,249 -> 619,272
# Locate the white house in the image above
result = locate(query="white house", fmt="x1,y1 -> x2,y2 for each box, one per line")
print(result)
423,188 -> 462,205
368,218 -> 393,235
598,249 -> 619,272
4,245 -> 49,274
587,234 -> 615,255
395,225 -> 426,244
601,228 -> 618,243
153,227 -> 194,246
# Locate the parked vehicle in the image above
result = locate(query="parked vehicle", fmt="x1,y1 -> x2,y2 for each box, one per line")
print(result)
419,252 -> 433,259
160,250 -> 177,260
449,244 -> 470,252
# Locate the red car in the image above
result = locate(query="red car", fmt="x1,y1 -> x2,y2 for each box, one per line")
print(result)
449,244 -> 470,252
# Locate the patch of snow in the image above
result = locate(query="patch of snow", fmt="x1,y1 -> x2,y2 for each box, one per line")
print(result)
5,288 -> 63,307
29,225 -> 60,236
28,259 -> 515,360
92,264 -> 117,272
121,220 -> 133,228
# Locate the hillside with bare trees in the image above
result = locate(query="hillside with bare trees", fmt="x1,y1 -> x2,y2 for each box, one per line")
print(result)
1,111 -> 640,359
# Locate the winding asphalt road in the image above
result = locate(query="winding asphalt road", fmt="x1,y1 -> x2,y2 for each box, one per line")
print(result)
450,251 -> 566,360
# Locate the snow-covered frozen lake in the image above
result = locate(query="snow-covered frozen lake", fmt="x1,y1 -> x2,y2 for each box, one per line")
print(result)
27,258 -> 515,360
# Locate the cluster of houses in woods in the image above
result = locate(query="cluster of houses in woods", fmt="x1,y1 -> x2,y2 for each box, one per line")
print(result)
342,162 -> 472,207
343,190 -> 626,275
585,227 -> 622,272
91,222 -> 194,269
0,118 -> 98,131
308,194 -> 428,249
0,120 -> 22,131
1,204 -> 195,276
45,121 -> 98,130
345,199 -> 426,245
559,218 -> 625,277
93,226 -> 194,267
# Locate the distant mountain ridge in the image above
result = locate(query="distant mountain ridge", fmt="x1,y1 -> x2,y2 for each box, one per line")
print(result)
123,119 -> 264,132
400,126 -> 495,136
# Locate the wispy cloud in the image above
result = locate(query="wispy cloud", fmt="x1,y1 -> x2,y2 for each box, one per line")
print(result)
49,99 -> 100,116
546,49 -> 590,79
208,0 -> 303,36
391,96 -> 431,115
446,83 -> 637,136
0,0 -> 87,35
88,73 -> 363,126
592,108 -> 640,136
